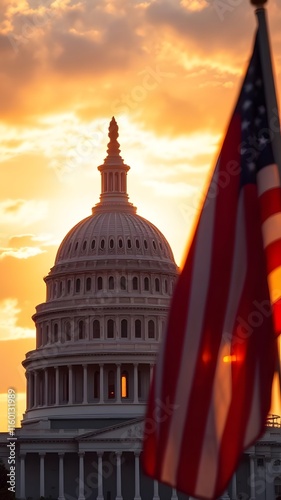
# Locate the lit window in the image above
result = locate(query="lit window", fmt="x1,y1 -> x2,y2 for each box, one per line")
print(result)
121,371 -> 128,398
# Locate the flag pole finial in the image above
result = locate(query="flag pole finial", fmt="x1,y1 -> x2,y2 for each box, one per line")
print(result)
250,0 -> 267,6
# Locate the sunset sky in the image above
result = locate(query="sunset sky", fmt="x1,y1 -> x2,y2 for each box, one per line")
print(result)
1,0 -> 281,430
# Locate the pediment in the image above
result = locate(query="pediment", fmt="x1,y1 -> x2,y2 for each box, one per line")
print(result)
77,417 -> 144,442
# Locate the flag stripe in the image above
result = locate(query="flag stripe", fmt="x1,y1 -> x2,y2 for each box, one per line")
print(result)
176,115 -> 242,493
195,193 -> 247,498
257,163 -> 280,195
161,165 -> 219,485
261,213 -> 281,247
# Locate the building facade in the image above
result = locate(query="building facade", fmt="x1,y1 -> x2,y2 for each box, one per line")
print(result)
0,118 -> 280,500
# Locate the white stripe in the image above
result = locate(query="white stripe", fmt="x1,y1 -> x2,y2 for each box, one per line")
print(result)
257,164 -> 280,196
243,364 -> 261,447
261,213 -> 281,247
161,166 -> 219,485
195,194 -> 247,498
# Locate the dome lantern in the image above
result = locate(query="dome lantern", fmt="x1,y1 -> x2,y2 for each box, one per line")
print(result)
94,117 -> 136,214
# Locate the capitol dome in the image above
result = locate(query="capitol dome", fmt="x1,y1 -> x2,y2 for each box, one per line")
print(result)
22,117 -> 178,426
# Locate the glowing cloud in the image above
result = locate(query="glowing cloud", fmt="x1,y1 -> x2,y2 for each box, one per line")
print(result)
0,299 -> 35,341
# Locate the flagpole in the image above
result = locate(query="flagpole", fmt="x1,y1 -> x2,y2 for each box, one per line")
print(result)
251,0 -> 281,178
251,0 -> 281,408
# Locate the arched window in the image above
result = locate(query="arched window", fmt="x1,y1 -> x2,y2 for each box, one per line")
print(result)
82,240 -> 87,251
121,319 -> 128,338
144,277 -> 149,291
136,239 -> 140,249
59,281 -> 63,297
78,320 -> 85,340
100,239 -> 105,249
97,276 -> 103,290
46,325 -> 50,343
94,371 -> 100,399
155,278 -> 160,292
107,319 -> 114,338
75,278 -> 81,293
54,323 -> 59,343
120,276 -> 126,290
133,277 -> 138,290
86,277 -> 91,292
127,239 -> 132,249
91,239 -> 96,250
65,322 -> 71,342
108,370 -> 115,399
92,320 -> 100,339
164,279 -> 168,293
67,279 -> 71,294
108,276 -> 114,290
109,238 -> 114,249
121,371 -> 129,398
148,320 -> 155,339
118,238 -> 123,248
135,320 -> 141,338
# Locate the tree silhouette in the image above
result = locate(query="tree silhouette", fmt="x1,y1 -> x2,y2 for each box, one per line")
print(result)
0,459 -> 15,500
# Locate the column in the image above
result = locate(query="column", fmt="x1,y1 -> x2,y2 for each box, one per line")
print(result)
83,364 -> 88,404
153,480 -> 160,500
44,369 -> 48,406
171,487 -> 178,500
133,364 -> 138,403
134,452 -> 141,500
58,453 -> 65,500
97,452 -> 104,500
116,452 -> 123,500
249,455 -> 256,500
19,454 -> 25,500
231,472 -> 237,500
68,365 -> 73,404
99,364 -> 104,404
39,453 -> 45,498
78,452 -> 85,500
55,367 -> 60,405
116,364 -> 121,403
34,371 -> 38,407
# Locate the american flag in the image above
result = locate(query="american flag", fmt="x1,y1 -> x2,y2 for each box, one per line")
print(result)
142,29 -> 281,500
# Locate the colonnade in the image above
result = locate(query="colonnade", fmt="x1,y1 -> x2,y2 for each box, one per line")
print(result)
18,451 -> 178,500
26,362 -> 154,409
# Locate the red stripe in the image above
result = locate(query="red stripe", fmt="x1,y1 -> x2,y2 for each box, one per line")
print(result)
273,299 -> 281,335
259,186 -> 281,224
215,185 -> 276,495
264,239 -> 281,274
142,231 -> 197,478
176,114 -> 241,493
